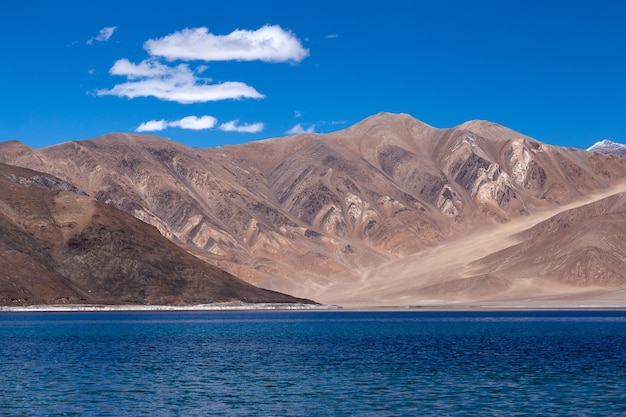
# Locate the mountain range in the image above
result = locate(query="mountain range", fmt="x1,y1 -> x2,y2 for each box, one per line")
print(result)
2,112 -> 625,307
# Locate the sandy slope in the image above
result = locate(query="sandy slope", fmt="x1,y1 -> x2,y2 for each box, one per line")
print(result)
315,183 -> 626,307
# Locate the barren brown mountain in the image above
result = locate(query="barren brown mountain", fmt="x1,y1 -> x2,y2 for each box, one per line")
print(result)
0,163 -> 313,306
472,191 -> 626,291
2,113 -> 626,306
319,187 -> 626,306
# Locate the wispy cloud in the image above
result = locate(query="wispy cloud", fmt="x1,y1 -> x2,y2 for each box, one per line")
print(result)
136,119 -> 168,132
219,120 -> 264,133
144,25 -> 309,63
287,123 -> 315,134
136,115 -> 217,132
325,34 -> 339,39
87,26 -> 117,45
97,59 -> 263,103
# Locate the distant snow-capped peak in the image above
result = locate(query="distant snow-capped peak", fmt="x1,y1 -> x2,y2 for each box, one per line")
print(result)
587,139 -> 626,156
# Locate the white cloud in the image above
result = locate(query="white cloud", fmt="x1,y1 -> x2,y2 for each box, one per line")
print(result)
294,110 -> 302,118
97,24 -> 307,106
170,115 -> 217,130
87,26 -> 117,45
287,123 -> 315,134
325,34 -> 339,39
109,58 -> 175,79
219,120 -> 264,133
97,59 -> 264,103
136,119 -> 168,132
144,25 -> 309,63
135,115 -> 217,132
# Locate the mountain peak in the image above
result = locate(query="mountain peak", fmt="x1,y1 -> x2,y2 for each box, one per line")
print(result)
337,112 -> 434,139
360,112 -> 432,127
587,139 -> 626,156
453,119 -> 529,143
455,119 -> 498,130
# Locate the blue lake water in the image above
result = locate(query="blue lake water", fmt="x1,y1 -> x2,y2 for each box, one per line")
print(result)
1,310 -> 625,416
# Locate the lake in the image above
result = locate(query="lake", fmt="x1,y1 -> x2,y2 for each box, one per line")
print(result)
1,310 -> 625,416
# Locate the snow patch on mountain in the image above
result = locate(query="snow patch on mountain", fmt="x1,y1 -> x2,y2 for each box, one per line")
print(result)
587,140 -> 626,156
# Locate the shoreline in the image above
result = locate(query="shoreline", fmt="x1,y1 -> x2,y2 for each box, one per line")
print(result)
0,302 -> 339,313
1,302 -> 626,313
337,305 -> 626,312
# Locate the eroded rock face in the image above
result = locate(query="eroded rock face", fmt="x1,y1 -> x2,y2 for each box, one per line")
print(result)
2,113 -> 626,303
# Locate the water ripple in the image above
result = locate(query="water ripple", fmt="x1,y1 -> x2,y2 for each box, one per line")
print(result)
1,311 -> 625,416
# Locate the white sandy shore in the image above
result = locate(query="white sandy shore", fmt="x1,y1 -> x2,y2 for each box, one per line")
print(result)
2,301 -> 625,313
0,302 -> 340,313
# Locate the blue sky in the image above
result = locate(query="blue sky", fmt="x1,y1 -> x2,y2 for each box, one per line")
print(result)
1,0 -> 625,149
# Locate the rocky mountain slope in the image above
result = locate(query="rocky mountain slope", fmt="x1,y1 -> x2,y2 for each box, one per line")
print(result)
317,187 -> 626,306
0,163 -> 313,306
2,113 -> 626,305
472,191 -> 626,289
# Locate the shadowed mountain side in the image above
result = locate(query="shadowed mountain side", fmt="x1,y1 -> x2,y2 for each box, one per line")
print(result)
0,163 -> 314,306
1,113 -> 626,303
